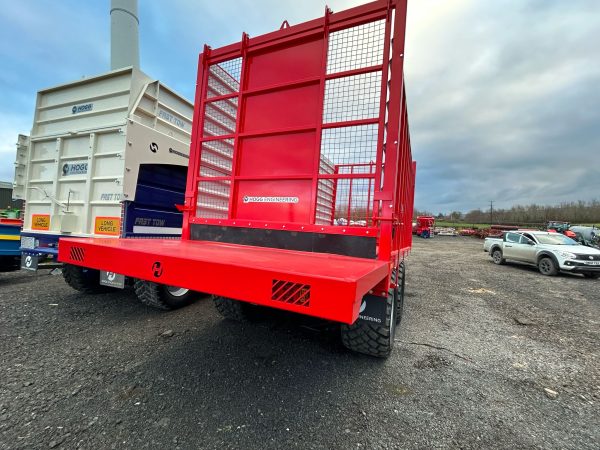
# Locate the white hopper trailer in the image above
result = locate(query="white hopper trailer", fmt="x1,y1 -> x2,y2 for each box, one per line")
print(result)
11,0 -> 213,309
12,68 -> 200,306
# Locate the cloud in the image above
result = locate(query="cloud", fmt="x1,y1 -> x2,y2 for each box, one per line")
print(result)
0,0 -> 598,214
405,0 -> 600,212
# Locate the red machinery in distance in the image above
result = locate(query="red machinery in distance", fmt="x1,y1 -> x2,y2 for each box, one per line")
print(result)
58,0 -> 415,357
546,221 -> 577,239
415,216 -> 434,238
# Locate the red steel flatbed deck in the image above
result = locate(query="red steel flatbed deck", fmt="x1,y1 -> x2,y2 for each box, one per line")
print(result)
59,238 -> 389,324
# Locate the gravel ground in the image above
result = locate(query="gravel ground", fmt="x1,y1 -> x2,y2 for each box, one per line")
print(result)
0,237 -> 598,449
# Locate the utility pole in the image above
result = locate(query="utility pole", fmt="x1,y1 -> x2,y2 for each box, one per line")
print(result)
490,200 -> 494,225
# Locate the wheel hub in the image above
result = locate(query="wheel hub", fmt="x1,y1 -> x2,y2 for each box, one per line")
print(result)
165,286 -> 189,297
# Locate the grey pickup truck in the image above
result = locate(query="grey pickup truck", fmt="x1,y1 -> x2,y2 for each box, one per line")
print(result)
484,230 -> 600,278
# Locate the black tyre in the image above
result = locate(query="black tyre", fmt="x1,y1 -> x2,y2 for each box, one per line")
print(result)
134,280 -> 198,310
62,264 -> 106,294
340,290 -> 397,358
583,272 -> 600,279
396,262 -> 406,325
0,256 -> 19,272
538,256 -> 558,276
492,249 -> 505,265
213,296 -> 251,322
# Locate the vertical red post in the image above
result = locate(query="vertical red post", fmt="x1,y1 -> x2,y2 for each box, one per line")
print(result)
378,0 -> 408,262
309,6 -> 332,225
182,47 -> 210,240
372,2 -> 394,227
227,33 -> 249,220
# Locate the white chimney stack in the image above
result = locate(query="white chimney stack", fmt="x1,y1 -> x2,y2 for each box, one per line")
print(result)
110,0 -> 140,70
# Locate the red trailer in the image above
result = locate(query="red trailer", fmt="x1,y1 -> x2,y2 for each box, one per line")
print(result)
58,0 -> 415,357
415,216 -> 434,238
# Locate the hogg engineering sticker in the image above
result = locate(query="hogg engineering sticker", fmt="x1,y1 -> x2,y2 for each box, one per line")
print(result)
62,162 -> 88,176
358,294 -> 388,325
94,217 -> 121,235
100,271 -> 125,289
243,196 -> 299,204
168,147 -> 189,159
31,214 -> 50,230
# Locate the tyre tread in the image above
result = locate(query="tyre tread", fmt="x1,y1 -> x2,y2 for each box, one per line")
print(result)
213,296 -> 249,322
134,280 -> 171,310
62,264 -> 105,294
341,291 -> 395,358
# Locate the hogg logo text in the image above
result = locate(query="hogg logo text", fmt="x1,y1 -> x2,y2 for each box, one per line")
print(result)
71,103 -> 93,114
62,162 -> 88,176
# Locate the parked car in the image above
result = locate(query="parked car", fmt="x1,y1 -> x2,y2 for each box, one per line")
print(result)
569,225 -> 599,249
484,231 -> 600,278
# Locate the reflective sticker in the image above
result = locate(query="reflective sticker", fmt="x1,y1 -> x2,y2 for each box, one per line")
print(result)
94,217 -> 121,235
31,214 -> 50,230
20,236 -> 36,249
0,234 -> 20,241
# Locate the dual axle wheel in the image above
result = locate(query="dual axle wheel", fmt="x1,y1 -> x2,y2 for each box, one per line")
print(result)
213,262 -> 407,358
63,262 -> 407,358
339,262 -> 405,358
62,264 -> 199,310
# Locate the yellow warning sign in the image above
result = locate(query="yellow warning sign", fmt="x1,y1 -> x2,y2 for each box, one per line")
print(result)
94,217 -> 121,236
31,214 -> 50,230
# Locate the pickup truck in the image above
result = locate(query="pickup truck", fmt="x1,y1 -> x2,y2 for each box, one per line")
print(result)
484,230 -> 600,278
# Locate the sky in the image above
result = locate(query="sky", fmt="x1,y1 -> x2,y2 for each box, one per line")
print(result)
0,0 -> 598,214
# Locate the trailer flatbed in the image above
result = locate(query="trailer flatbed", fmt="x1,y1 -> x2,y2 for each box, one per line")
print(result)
59,237 -> 389,323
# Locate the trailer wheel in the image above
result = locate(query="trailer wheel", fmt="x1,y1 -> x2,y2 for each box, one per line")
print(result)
0,256 -> 20,272
340,290 -> 396,358
212,296 -> 250,322
491,249 -> 505,265
62,264 -> 106,294
134,280 -> 198,310
396,262 -> 406,326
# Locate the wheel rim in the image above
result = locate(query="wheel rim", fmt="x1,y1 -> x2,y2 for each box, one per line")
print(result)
493,252 -> 501,263
165,286 -> 189,297
540,259 -> 550,274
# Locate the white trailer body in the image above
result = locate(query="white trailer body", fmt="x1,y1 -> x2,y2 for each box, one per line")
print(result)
13,67 -> 193,269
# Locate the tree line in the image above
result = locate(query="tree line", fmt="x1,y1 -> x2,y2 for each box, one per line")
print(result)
415,200 -> 600,225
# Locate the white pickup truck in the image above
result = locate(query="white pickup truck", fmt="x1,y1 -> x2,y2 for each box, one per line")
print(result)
484,230 -> 600,278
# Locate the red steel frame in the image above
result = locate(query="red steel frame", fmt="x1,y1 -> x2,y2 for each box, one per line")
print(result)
185,0 -> 412,258
58,0 -> 415,324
